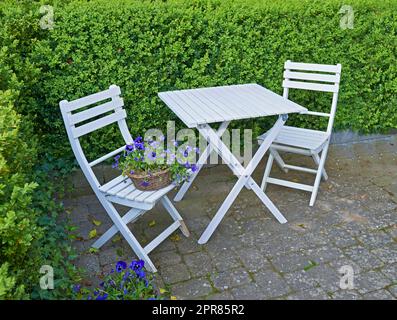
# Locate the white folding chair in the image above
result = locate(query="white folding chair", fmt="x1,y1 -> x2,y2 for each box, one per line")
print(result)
258,61 -> 342,206
60,85 -> 190,272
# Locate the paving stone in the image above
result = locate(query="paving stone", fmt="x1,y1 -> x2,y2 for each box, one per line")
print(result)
184,251 -> 215,277
355,271 -> 391,294
305,246 -> 345,264
370,244 -> 397,265
331,290 -> 362,300
324,226 -> 359,248
387,285 -> 397,298
235,247 -> 271,272
207,291 -> 234,300
175,235 -> 203,254
66,137 -> 397,300
356,231 -> 394,249
362,289 -> 395,300
171,278 -> 213,299
344,246 -> 385,271
379,263 -> 397,282
328,258 -> 363,275
284,269 -> 320,292
152,250 -> 182,267
253,269 -> 292,298
286,287 -> 331,300
306,264 -> 342,293
208,248 -> 243,272
229,283 -> 263,299
211,268 -> 252,291
159,263 -> 191,285
271,250 -> 312,273
75,254 -> 101,276
98,246 -> 122,267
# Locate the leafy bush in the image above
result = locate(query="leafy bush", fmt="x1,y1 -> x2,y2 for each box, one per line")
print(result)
25,0 -> 397,163
0,1 -> 78,299
0,0 -> 396,299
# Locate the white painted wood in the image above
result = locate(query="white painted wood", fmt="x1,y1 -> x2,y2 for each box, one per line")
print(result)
312,152 -> 328,181
261,153 -> 273,191
72,109 -> 127,138
304,111 -> 330,117
283,80 -> 338,93
174,121 -> 230,202
92,208 -> 144,249
310,141 -> 330,206
266,177 -> 314,192
158,83 -> 308,243
144,221 -> 181,254
159,84 -> 306,128
197,116 -> 288,244
259,61 -> 341,206
69,97 -> 124,125
283,164 -> 317,174
89,146 -> 125,167
60,85 -> 190,272
62,85 -> 121,112
285,61 -> 342,74
258,126 -> 330,151
284,70 -> 340,83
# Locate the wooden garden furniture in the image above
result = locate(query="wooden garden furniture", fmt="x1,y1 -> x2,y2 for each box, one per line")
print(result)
158,84 -> 307,244
258,61 -> 342,206
60,85 -> 190,272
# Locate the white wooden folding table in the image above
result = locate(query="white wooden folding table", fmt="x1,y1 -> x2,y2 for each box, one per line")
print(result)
158,84 -> 307,244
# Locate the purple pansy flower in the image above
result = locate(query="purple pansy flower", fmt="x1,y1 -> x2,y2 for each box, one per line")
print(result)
95,293 -> 108,300
116,261 -> 127,273
130,260 -> 144,272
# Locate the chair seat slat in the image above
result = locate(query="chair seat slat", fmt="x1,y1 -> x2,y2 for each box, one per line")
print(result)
99,175 -> 128,192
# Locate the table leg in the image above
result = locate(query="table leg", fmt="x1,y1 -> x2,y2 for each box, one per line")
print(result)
197,115 -> 288,244
174,121 -> 230,202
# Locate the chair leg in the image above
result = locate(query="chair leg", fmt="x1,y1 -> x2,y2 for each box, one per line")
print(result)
312,152 -> 328,181
270,148 -> 288,173
309,144 -> 330,206
95,193 -> 157,272
161,196 -> 190,237
261,153 -> 274,191
92,207 -> 144,249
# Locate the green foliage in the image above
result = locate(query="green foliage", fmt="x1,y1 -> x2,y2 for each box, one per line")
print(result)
24,0 -> 397,162
74,260 -> 164,300
0,2 -> 78,299
0,0 -> 396,299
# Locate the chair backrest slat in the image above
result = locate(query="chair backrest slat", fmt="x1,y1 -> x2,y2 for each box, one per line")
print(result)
69,97 -> 124,125
62,85 -> 121,112
60,85 -> 131,189
284,61 -> 341,74
71,109 -> 127,138
282,60 -> 342,134
283,80 -> 338,93
283,70 -> 340,84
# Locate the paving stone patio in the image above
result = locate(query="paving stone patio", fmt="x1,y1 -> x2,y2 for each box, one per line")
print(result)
62,135 -> 397,300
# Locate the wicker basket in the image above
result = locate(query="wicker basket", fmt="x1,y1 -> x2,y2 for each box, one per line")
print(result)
127,168 -> 172,191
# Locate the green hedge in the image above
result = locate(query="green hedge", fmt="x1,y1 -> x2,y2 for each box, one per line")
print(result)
0,1 -> 77,299
26,0 -> 397,161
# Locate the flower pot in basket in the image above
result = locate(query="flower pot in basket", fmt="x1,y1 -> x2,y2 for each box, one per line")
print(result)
127,168 -> 172,191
